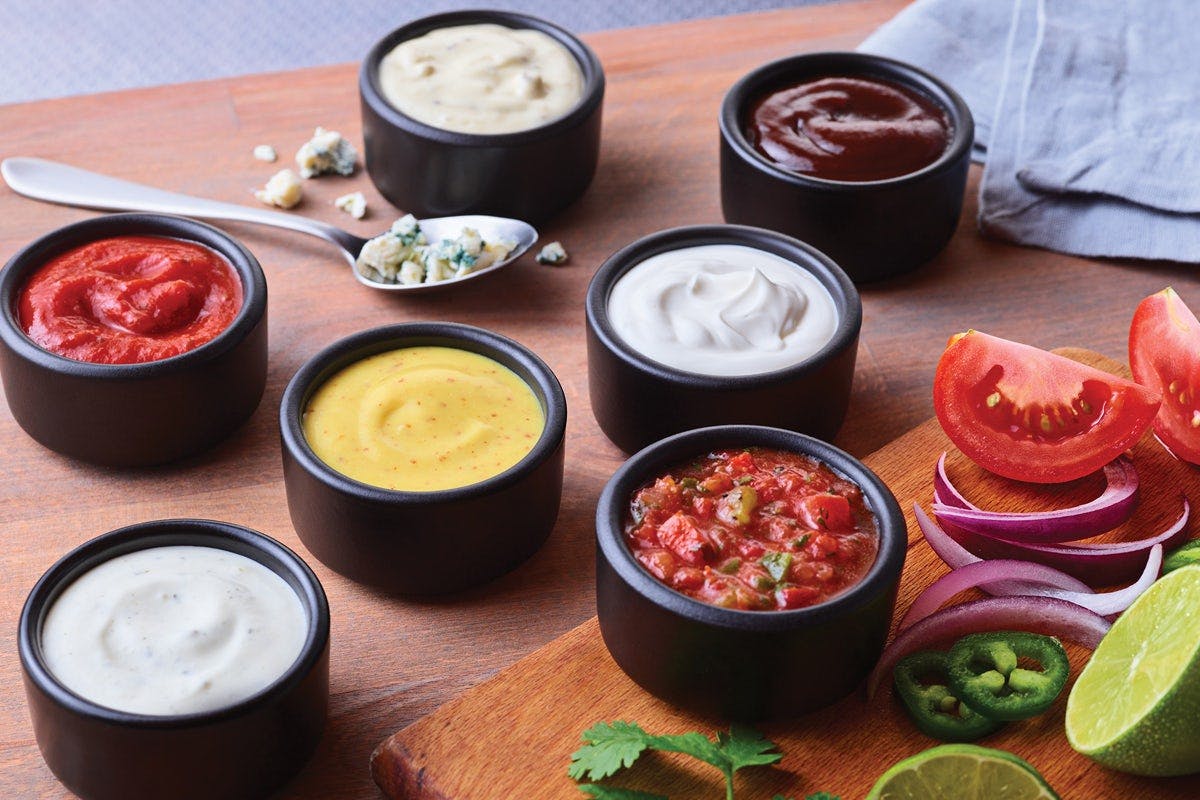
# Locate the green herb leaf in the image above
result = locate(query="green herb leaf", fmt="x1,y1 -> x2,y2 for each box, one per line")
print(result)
644,731 -> 730,771
760,552 -> 793,584
794,533 -> 811,548
717,725 -> 784,771
569,721 -> 784,800
579,785 -> 669,800
569,721 -> 655,781
803,793 -> 843,800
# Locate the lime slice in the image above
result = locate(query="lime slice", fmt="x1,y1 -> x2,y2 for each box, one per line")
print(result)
865,744 -> 1059,799
1065,563 -> 1200,776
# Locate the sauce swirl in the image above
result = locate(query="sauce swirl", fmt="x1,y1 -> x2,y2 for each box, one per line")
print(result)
607,244 -> 837,377
378,23 -> 585,134
18,235 -> 242,364
41,546 -> 306,716
302,346 -> 544,491
746,76 -> 950,181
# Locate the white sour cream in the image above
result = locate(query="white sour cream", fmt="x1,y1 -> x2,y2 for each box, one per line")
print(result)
378,23 -> 585,134
42,545 -> 307,716
607,244 -> 839,376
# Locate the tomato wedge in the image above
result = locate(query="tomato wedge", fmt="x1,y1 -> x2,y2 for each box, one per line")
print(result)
934,330 -> 1160,483
1130,287 -> 1200,464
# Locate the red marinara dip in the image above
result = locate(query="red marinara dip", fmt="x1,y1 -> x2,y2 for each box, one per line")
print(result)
18,235 -> 242,364
746,76 -> 950,182
625,447 -> 879,611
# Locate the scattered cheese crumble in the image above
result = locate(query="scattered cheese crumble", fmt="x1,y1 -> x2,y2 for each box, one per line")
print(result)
253,169 -> 303,209
356,214 -> 516,286
252,144 -> 277,162
334,191 -> 367,220
295,127 -> 357,178
535,241 -> 568,265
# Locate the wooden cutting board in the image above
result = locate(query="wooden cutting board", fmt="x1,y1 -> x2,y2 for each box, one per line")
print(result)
372,349 -> 1200,800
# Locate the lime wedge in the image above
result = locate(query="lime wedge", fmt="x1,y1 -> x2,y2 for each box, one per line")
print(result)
865,744 -> 1058,799
1065,563 -> 1200,776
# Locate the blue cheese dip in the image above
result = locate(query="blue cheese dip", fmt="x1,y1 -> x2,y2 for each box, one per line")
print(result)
378,23 -> 585,134
607,244 -> 838,377
41,545 -> 307,716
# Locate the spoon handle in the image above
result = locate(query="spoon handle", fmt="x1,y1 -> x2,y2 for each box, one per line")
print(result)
1,157 -> 359,258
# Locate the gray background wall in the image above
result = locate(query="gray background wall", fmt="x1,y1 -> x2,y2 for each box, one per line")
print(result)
1,1 -> 837,104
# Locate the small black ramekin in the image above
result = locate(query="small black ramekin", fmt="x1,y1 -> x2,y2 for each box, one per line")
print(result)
720,52 -> 974,283
359,10 -> 605,223
586,224 -> 861,454
18,519 -> 329,800
0,213 -> 268,466
280,322 -> 567,594
596,425 -> 905,720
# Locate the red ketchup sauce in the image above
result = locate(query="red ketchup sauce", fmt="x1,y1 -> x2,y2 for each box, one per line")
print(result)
624,447 -> 879,611
18,235 -> 243,364
746,75 -> 951,181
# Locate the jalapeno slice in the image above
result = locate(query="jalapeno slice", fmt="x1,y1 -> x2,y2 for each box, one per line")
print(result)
946,631 -> 1070,722
893,650 -> 1004,741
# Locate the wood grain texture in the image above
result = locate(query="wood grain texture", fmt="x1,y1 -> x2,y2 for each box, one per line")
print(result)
0,1 -> 1198,798
374,349 -> 1200,800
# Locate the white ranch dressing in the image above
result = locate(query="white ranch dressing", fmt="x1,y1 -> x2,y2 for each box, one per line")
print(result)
41,545 -> 307,716
378,23 -> 585,134
607,244 -> 839,376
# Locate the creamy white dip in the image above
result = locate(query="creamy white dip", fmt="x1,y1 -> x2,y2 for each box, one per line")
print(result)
607,244 -> 839,376
378,23 -> 585,134
42,545 -> 307,716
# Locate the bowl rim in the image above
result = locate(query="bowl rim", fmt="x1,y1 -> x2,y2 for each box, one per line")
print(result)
596,425 -> 906,632
719,50 -> 975,190
279,321 -> 567,502
585,224 -> 861,386
0,212 -> 267,377
17,519 -> 329,729
359,9 -> 606,146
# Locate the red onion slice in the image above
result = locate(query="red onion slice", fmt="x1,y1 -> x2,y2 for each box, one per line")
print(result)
942,498 -> 1189,586
914,503 -> 979,570
866,596 -> 1111,698
914,504 -> 1091,595
934,452 -> 974,510
1036,544 -> 1162,616
897,547 -> 1161,630
932,455 -> 1139,543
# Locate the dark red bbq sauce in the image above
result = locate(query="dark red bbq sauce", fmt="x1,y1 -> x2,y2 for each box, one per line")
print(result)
746,75 -> 951,182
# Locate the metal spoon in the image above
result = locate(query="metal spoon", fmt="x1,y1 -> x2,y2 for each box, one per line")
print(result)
0,157 -> 538,293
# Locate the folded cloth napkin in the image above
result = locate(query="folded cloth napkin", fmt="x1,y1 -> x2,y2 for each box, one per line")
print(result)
860,0 -> 1200,262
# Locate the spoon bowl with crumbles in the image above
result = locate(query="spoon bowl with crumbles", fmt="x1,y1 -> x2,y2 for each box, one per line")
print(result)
0,157 -> 538,293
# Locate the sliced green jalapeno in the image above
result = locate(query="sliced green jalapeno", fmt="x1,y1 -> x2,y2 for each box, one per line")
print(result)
893,650 -> 1003,742
946,631 -> 1069,722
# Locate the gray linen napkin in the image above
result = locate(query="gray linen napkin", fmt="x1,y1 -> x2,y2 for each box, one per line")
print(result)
860,0 -> 1200,261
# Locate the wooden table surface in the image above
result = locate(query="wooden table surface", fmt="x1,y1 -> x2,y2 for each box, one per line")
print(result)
0,1 -> 1196,798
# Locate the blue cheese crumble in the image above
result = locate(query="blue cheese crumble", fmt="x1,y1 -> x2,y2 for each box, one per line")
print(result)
535,241 -> 568,265
334,191 -> 367,219
295,127 -> 357,178
253,169 -> 303,208
252,144 -> 277,162
356,214 -> 516,285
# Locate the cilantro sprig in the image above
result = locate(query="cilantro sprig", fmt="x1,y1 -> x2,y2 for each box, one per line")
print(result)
568,721 -> 838,800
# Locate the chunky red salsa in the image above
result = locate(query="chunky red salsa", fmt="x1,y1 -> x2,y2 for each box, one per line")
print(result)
18,235 -> 242,364
625,447 -> 879,611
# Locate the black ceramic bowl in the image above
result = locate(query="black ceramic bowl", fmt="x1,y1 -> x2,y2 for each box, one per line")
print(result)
18,519 -> 329,800
596,425 -> 905,720
0,213 -> 268,466
586,224 -> 861,454
720,52 -> 974,283
280,322 -> 566,594
359,10 -> 605,223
